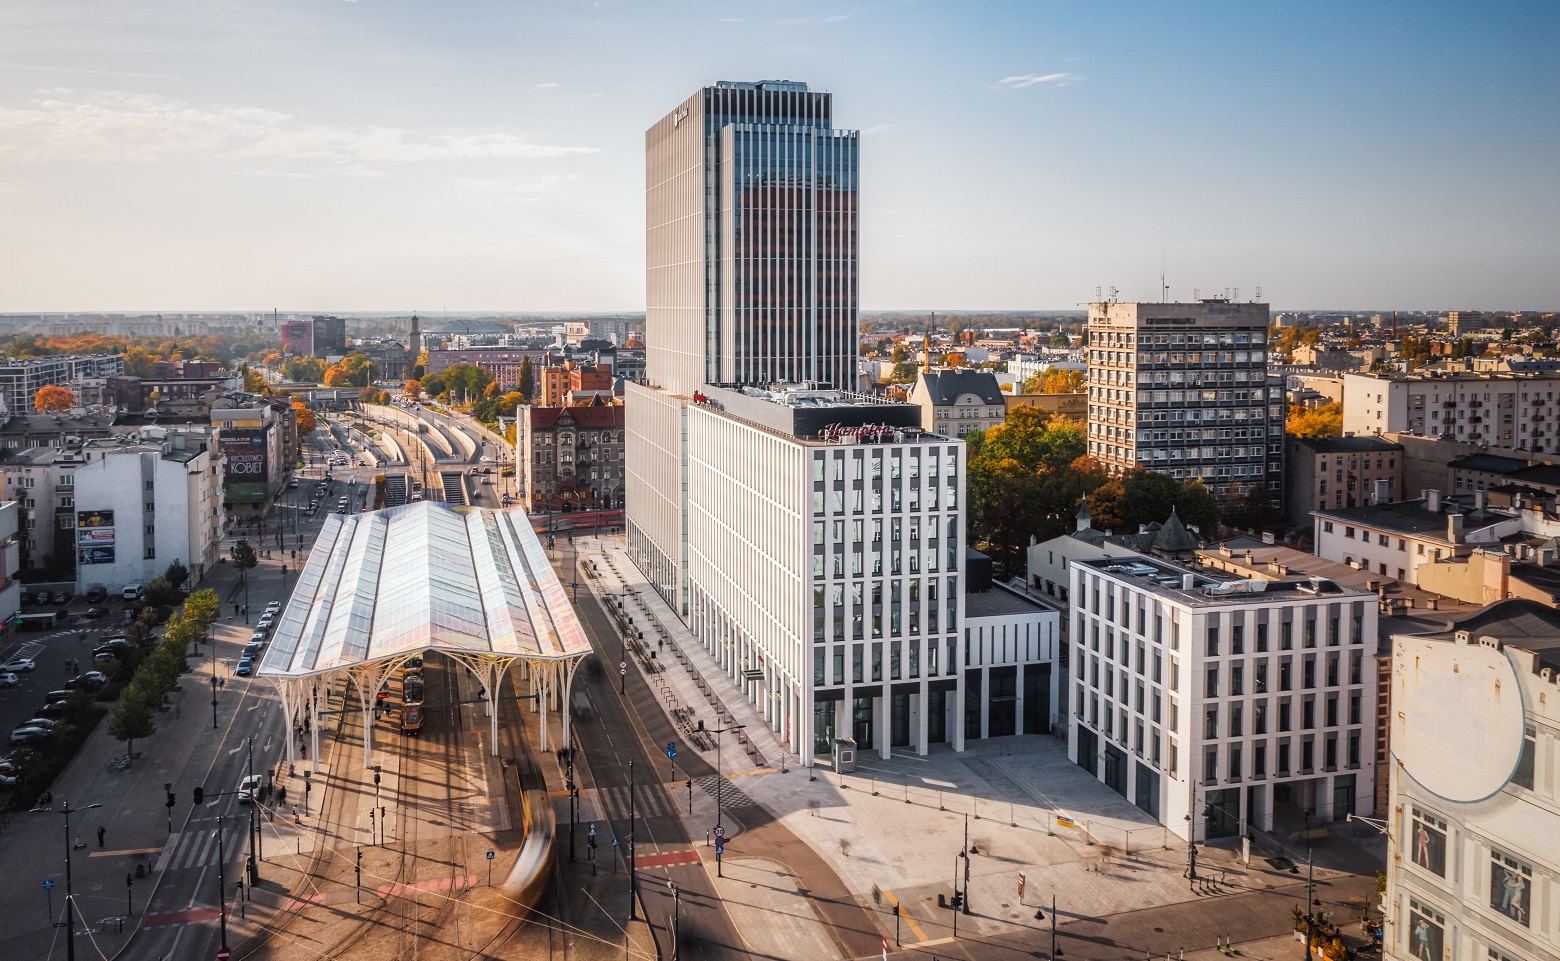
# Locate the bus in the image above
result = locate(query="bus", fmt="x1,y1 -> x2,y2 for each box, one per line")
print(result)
400,673 -> 426,735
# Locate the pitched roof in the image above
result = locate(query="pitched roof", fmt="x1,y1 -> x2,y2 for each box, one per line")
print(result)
1448,453 -> 1528,474
1290,435 -> 1403,454
917,369 -> 1004,406
527,405 -> 626,429
1153,508 -> 1201,552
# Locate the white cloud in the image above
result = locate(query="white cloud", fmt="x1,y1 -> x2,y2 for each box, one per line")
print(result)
454,175 -> 578,199
537,82 -> 558,88
862,123 -> 892,135
0,89 -> 598,169
997,72 -> 1081,89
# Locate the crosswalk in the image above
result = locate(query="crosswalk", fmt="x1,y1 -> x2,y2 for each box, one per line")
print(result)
154,819 -> 244,873
591,783 -> 677,821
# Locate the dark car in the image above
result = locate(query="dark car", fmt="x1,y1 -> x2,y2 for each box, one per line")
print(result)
84,587 -> 108,604
37,701 -> 73,717
51,591 -> 72,604
43,690 -> 74,705
17,591 -> 32,607
66,672 -> 109,690
82,607 -> 108,620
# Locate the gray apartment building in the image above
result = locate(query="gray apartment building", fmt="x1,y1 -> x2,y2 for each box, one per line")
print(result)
1086,300 -> 1282,504
0,355 -> 125,414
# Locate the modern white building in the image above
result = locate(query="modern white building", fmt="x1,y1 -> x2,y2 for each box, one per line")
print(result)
1342,368 -> 1560,453
1383,600 -> 1559,961
686,384 -> 972,761
1068,555 -> 1377,841
1312,489 -> 1524,586
963,581 -> 1061,738
70,434 -> 223,592
1086,299 -> 1282,503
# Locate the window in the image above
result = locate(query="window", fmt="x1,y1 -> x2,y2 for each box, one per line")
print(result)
1205,666 -> 1219,698
1490,851 -> 1532,926
1407,900 -> 1445,961
1254,702 -> 1267,734
1206,625 -> 1220,657
1513,724 -> 1536,789
1204,707 -> 1218,740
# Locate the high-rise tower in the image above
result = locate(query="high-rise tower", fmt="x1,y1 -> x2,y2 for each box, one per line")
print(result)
629,81 -> 861,610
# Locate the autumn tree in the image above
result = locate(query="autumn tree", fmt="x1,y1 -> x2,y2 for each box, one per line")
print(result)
33,384 -> 75,412
1022,366 -> 1086,394
292,400 -> 318,433
404,380 -> 423,401
1085,468 -> 1221,537
1287,402 -> 1343,439
323,364 -> 347,388
517,357 -> 535,400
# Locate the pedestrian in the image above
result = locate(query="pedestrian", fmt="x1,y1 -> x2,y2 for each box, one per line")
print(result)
218,677 -> 226,690
97,825 -> 105,847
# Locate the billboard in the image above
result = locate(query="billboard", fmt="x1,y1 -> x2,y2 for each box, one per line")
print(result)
220,427 -> 272,503
77,510 -> 115,529
79,546 -> 116,565
78,528 -> 115,547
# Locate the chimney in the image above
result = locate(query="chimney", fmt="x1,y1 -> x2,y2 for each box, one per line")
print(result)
1426,489 -> 1441,512
1181,573 -> 1195,590
1474,489 -> 1487,511
1448,513 -> 1465,545
1374,478 -> 1391,505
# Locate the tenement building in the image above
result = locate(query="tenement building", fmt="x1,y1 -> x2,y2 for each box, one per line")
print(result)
1085,299 -> 1281,503
1383,600 -> 1559,961
627,80 -> 859,612
1068,555 -> 1377,842
1342,368 -> 1560,453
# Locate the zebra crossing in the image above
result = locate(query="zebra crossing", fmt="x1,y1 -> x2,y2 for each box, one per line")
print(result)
693,774 -> 756,809
591,783 -> 676,821
154,820 -> 244,873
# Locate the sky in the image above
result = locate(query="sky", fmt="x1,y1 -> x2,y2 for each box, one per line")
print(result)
1,0 -> 1557,313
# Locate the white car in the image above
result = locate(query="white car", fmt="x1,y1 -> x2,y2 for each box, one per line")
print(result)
0,657 -> 35,673
0,672 -> 17,687
237,774 -> 265,803
265,601 -> 282,614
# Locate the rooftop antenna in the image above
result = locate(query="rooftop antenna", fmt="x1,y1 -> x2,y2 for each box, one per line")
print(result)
1095,286 -> 1103,301
1161,251 -> 1169,303
1255,286 -> 1263,302
1108,286 -> 1118,303
1234,287 -> 1240,302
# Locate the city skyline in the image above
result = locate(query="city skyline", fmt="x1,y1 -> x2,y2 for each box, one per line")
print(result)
2,1 -> 1557,312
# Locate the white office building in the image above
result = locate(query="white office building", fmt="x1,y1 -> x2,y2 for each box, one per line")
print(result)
1069,555 -> 1377,841
1383,600 -> 1559,961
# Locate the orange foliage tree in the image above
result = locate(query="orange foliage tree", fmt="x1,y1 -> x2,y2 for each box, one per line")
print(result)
323,365 -> 347,388
291,400 -> 318,434
404,380 -> 422,400
1287,402 -> 1343,439
33,385 -> 75,412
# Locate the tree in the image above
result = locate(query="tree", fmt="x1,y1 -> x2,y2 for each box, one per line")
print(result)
230,540 -> 258,594
124,346 -> 160,377
33,384 -> 75,412
483,381 -> 501,399
283,355 -> 327,383
890,344 -> 910,364
964,409 -> 1101,572
323,365 -> 347,388
142,575 -> 178,607
340,351 -> 377,387
1022,366 -> 1085,394
887,361 -> 918,384
1287,402 -> 1343,439
108,690 -> 156,765
240,366 -> 269,394
405,380 -> 423,401
292,400 -> 318,434
163,559 -> 190,590
183,588 -> 221,637
1085,468 -> 1221,536
517,357 -> 535,401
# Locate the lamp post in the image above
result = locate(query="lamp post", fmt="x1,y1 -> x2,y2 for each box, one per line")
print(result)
247,738 -> 261,883
702,721 -> 745,878
1302,811 -> 1315,960
627,760 -> 637,921
669,879 -> 681,961
211,673 -> 219,729
56,799 -> 102,961
215,814 -> 229,952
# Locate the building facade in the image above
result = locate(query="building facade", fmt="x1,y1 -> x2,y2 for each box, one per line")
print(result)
1068,556 -> 1377,841
628,80 -> 861,614
908,369 -> 1007,438
0,355 -> 124,414
1286,435 -> 1404,522
1312,490 -> 1523,586
1343,370 -> 1560,453
1086,300 -> 1280,503
519,404 -> 626,513
211,402 -> 287,512
71,436 -> 222,592
1383,600 -> 1558,961
425,347 -> 546,390
685,385 -> 972,762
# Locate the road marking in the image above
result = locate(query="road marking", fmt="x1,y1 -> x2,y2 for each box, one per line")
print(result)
228,746 -> 242,754
881,889 -> 928,943
89,846 -> 166,858
632,850 -> 700,868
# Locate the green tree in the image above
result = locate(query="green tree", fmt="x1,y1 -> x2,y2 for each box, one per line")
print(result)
142,574 -> 177,607
109,693 -> 156,765
890,344 -> 910,363
183,588 -> 220,633
887,361 -> 918,384
1021,366 -> 1086,394
1085,468 -> 1221,537
163,559 -> 190,591
518,356 -> 535,401
230,540 -> 258,599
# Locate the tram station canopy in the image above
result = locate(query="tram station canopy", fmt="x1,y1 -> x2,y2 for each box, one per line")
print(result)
259,500 -> 590,679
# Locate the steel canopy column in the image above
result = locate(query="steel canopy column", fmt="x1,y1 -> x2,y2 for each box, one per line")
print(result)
271,679 -> 301,768
308,679 -> 322,775
561,657 -> 584,751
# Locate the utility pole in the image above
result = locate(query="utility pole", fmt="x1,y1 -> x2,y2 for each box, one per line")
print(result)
962,813 -> 973,914
669,879 -> 681,961
627,760 -> 637,921
215,815 -> 229,953
59,799 -> 103,961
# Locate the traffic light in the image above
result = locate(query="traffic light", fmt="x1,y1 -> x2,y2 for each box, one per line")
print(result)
1018,872 -> 1026,899
166,789 -> 176,809
950,892 -> 964,909
373,770 -> 381,786
193,786 -> 204,804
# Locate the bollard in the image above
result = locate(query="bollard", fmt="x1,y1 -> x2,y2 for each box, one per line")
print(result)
939,791 -> 944,811
871,776 -> 878,796
973,798 -> 980,820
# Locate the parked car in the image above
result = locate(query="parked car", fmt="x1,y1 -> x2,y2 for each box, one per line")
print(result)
255,615 -> 274,632
1,657 -> 36,673
9,727 -> 48,746
92,651 -> 119,665
237,774 -> 264,802
17,591 -> 32,607
122,583 -> 143,601
234,657 -> 254,677
288,478 -> 299,488
250,631 -> 267,644
84,587 -> 108,604
37,701 -> 73,717
82,607 -> 108,620
43,690 -> 74,705
51,591 -> 72,604
242,642 -> 263,659
66,672 -> 109,689
0,672 -> 17,687
19,718 -> 57,731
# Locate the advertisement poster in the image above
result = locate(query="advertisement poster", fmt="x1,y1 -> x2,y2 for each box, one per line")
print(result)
79,546 -> 116,565
220,427 -> 271,502
78,528 -> 115,547
77,510 -> 115,529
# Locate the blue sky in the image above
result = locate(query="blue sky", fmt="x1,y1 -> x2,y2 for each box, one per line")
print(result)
1,0 -> 1556,312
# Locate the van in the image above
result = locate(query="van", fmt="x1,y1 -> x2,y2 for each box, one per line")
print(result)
122,583 -> 142,601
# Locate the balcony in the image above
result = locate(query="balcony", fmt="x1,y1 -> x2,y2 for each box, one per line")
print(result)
1469,400 -> 1483,409
1535,415 -> 1547,424
1469,416 -> 1482,424
1443,401 -> 1457,408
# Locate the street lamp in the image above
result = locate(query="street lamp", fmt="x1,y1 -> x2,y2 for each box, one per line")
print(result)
54,799 -> 102,961
699,720 -> 745,878
669,879 -> 681,961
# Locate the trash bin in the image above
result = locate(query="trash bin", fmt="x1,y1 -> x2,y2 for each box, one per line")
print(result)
833,737 -> 857,773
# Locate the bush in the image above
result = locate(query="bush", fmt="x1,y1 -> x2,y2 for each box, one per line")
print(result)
7,704 -> 107,811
